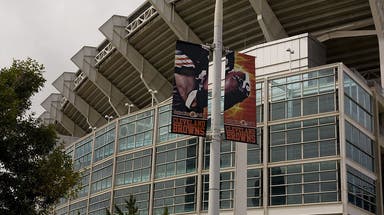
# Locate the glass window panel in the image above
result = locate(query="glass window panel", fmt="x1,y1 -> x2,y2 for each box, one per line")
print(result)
287,144 -> 301,160
318,76 -> 334,92
287,174 -> 301,183
287,82 -> 301,98
321,182 -> 337,191
303,79 -> 318,96
271,102 -> 286,120
303,97 -> 318,115
287,129 -> 301,143
272,86 -> 286,101
287,195 -> 301,204
319,125 -> 335,139
270,132 -> 285,146
271,196 -> 286,205
320,140 -> 336,157
303,142 -> 319,158
304,183 -> 319,192
303,127 -> 318,142
271,186 -> 286,195
287,185 -> 302,194
287,99 -> 301,118
304,194 -> 319,203
271,146 -> 285,162
319,94 -> 334,113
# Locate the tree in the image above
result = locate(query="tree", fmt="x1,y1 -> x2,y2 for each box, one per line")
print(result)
106,194 -> 139,215
162,206 -> 169,215
0,58 -> 80,215
126,195 -> 139,215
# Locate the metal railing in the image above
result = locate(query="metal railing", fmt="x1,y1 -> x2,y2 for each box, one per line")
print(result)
125,6 -> 158,38
60,97 -> 68,108
73,72 -> 86,89
95,42 -> 115,65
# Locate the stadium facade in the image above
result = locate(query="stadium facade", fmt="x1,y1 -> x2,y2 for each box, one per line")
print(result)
41,1 -> 384,215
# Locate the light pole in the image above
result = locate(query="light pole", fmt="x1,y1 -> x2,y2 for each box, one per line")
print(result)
209,0 -> 222,214
124,103 -> 134,114
104,115 -> 113,123
148,89 -> 158,107
286,48 -> 294,72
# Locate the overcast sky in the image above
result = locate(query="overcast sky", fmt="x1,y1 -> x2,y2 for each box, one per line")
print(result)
0,0 -> 145,116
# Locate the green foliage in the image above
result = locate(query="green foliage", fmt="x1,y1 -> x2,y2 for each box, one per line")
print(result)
126,195 -> 139,215
105,194 -> 139,215
106,208 -> 112,215
162,206 -> 169,215
0,58 -> 80,215
114,204 -> 124,215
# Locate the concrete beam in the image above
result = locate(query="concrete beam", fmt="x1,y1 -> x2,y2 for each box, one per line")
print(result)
317,30 -> 377,42
249,0 -> 288,41
41,93 -> 87,137
312,18 -> 374,37
369,0 -> 384,88
148,0 -> 202,44
71,46 -> 137,117
52,72 -> 107,127
39,111 -> 55,125
99,15 -> 172,102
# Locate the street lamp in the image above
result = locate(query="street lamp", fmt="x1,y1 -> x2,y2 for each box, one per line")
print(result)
88,126 -> 97,133
286,48 -> 294,72
104,115 -> 113,123
124,103 -> 134,114
148,89 -> 158,107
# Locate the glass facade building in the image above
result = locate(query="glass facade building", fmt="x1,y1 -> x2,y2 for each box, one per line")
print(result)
55,63 -> 383,215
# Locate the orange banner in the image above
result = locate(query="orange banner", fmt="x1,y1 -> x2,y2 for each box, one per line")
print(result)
224,52 -> 256,144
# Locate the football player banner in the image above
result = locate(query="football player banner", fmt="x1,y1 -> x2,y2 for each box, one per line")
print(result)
171,40 -> 209,137
224,52 -> 257,144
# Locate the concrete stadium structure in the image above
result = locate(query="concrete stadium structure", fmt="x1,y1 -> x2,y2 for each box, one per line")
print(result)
41,0 -> 384,214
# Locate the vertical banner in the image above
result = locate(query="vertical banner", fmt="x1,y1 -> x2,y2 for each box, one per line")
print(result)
224,52 -> 256,144
171,40 -> 209,137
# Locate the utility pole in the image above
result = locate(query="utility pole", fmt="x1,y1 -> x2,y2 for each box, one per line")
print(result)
208,0 -> 222,214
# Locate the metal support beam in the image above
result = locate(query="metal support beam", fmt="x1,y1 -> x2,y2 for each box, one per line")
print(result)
148,0 -> 202,44
369,0 -> 384,88
41,94 -> 87,137
71,46 -> 137,117
317,30 -> 377,42
99,15 -> 172,102
249,0 -> 288,41
53,72 -> 107,128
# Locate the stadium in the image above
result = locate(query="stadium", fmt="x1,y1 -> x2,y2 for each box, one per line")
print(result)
41,0 -> 384,214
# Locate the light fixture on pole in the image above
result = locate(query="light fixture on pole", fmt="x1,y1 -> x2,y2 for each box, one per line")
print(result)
286,48 -> 294,72
124,103 -> 134,114
104,115 -> 113,123
148,89 -> 158,107
88,126 -> 96,131
88,126 -> 97,134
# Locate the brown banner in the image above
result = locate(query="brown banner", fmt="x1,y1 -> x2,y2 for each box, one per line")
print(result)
224,52 -> 256,144
171,40 -> 209,137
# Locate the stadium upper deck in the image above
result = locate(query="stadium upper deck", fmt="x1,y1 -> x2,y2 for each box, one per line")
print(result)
41,0 -> 383,138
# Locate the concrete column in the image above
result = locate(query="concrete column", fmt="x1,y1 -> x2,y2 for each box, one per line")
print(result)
148,0 -> 202,44
53,72 -> 107,128
41,93 -> 87,137
249,0 -> 288,42
234,142 -> 247,215
71,46 -> 137,117
99,15 -> 172,102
